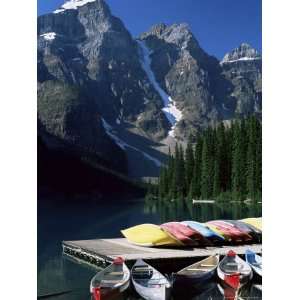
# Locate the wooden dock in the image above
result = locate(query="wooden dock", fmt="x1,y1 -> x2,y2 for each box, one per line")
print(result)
62,238 -> 262,269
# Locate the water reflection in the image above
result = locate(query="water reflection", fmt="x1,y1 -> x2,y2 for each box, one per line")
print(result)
144,197 -> 261,223
174,281 -> 262,300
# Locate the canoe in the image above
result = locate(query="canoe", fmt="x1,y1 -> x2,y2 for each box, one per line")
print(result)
205,223 -> 232,242
121,224 -> 183,247
173,254 -> 219,286
217,250 -> 253,289
181,221 -> 225,244
241,218 -> 262,231
131,259 -> 171,300
245,249 -> 262,277
225,220 -> 262,243
90,257 -> 130,300
207,221 -> 252,243
160,222 -> 199,246
176,222 -> 207,244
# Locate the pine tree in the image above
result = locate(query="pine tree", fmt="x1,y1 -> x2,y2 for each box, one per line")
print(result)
188,174 -> 198,199
240,118 -> 248,197
166,149 -> 174,198
201,131 -> 213,199
255,120 -> 262,199
216,122 -> 229,192
169,143 -> 187,199
178,144 -> 186,197
185,138 -> 195,192
231,120 -> 243,199
193,134 -> 203,197
158,167 -> 166,198
231,119 -> 248,200
246,116 -> 258,199
213,158 -> 221,197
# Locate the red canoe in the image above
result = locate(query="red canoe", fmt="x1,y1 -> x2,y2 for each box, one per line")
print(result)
207,221 -> 252,243
160,222 -> 203,246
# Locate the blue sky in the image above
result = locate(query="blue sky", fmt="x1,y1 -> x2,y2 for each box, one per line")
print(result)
37,0 -> 261,59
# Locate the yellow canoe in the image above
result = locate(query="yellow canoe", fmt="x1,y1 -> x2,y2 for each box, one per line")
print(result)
205,223 -> 230,241
121,224 -> 183,247
241,218 -> 262,231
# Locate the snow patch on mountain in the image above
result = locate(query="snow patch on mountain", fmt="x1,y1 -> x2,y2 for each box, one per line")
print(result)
54,0 -> 96,14
101,118 -> 162,167
40,32 -> 56,41
220,57 -> 260,65
137,40 -> 183,138
221,43 -> 261,65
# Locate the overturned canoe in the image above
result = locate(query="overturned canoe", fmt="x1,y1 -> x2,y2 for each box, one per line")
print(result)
131,259 -> 171,300
181,221 -> 225,244
241,218 -> 262,231
160,222 -> 199,246
121,224 -> 183,247
205,223 -> 231,241
225,220 -> 262,243
207,220 -> 252,243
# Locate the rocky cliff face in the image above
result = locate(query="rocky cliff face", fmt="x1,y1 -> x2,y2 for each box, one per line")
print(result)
140,23 -> 228,139
38,0 -> 261,178
139,25 -> 262,138
220,43 -> 262,116
38,0 -> 169,175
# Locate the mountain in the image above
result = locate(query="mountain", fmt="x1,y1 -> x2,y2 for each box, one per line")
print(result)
220,43 -> 262,116
37,0 -> 261,181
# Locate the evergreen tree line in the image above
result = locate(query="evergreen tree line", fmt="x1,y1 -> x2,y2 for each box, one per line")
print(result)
157,116 -> 262,201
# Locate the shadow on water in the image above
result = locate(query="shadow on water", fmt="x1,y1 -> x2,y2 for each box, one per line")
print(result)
38,194 -> 261,300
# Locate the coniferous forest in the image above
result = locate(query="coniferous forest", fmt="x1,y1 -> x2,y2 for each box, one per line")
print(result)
155,116 -> 262,202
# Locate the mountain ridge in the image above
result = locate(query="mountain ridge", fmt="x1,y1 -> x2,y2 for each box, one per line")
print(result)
37,0 -> 261,180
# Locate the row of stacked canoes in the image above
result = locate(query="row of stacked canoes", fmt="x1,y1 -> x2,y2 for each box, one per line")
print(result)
121,218 -> 262,247
90,250 -> 262,300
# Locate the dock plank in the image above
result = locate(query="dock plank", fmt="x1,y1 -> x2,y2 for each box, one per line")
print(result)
63,238 -> 262,266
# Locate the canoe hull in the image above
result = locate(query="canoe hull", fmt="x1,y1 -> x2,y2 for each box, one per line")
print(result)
133,281 -> 171,300
173,269 -> 216,287
217,253 -> 253,289
131,259 -> 171,300
241,218 -> 262,231
181,221 -> 225,244
90,260 -> 130,299
225,220 -> 262,243
173,255 -> 219,289
245,250 -> 262,277
160,222 -> 198,246
121,224 -> 182,247
217,268 -> 252,289
207,220 -> 252,243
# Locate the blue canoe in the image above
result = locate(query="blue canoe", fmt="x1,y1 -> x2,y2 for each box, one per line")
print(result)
245,249 -> 262,277
181,221 -> 225,243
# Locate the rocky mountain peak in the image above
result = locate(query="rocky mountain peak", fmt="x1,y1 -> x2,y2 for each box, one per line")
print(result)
38,0 -> 116,41
141,22 -> 196,49
221,43 -> 261,64
143,23 -> 168,37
